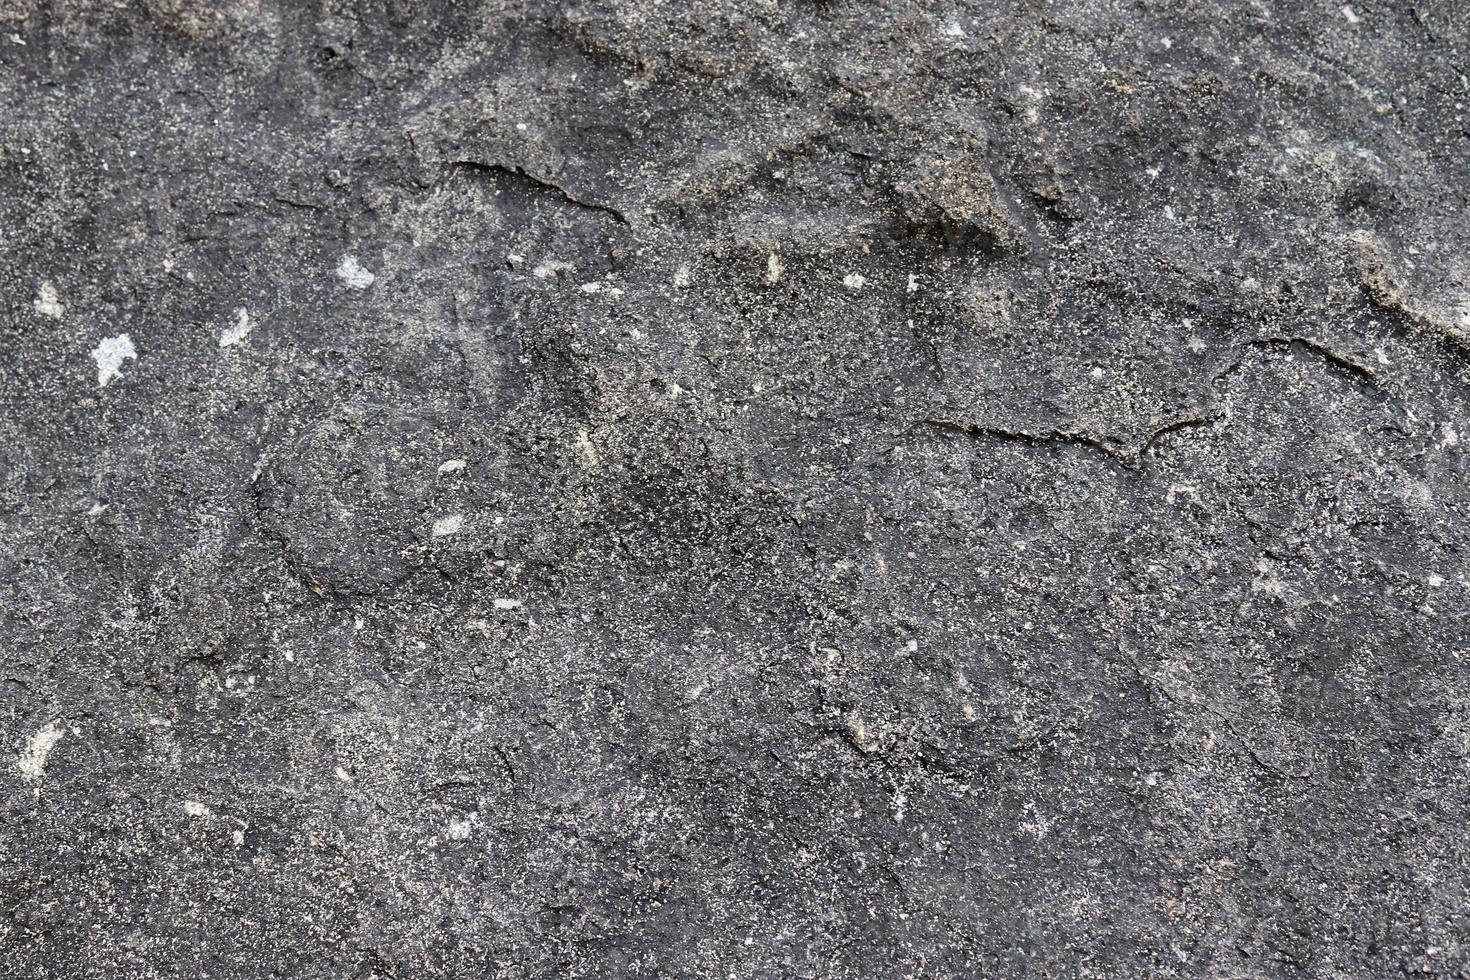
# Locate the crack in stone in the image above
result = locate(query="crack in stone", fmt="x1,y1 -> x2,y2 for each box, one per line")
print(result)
1215,336 -> 1379,386
918,413 -> 1221,468
446,158 -> 630,226
1351,229 -> 1470,355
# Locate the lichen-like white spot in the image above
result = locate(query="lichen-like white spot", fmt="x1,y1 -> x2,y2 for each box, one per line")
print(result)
437,459 -> 467,476
447,815 -> 475,841
765,254 -> 784,284
493,598 -> 522,610
906,274 -> 919,294
673,263 -> 692,288
843,710 -> 879,754
575,427 -> 599,464
533,260 -> 572,279
1251,557 -> 1283,596
842,273 -> 867,290
219,307 -> 252,348
336,255 -> 376,289
432,514 -> 465,538
182,800 -> 211,818
1341,5 -> 1360,24
34,281 -> 64,319
18,720 -> 64,782
92,333 -> 137,387
944,22 -> 965,37
1428,574 -> 1446,587
580,282 -> 625,296
892,789 -> 908,823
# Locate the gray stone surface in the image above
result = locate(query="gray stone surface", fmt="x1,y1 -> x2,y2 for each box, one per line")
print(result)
2,1 -> 1468,976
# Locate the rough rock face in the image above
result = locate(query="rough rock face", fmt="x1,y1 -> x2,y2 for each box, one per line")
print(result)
2,2 -> 1468,976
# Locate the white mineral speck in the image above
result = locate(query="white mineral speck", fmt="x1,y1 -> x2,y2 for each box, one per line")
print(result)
843,273 -> 867,289
766,254 -> 784,284
533,260 -> 572,279
219,307 -> 253,347
336,255 -> 376,289
92,333 -> 137,387
182,800 -> 211,818
432,514 -> 465,538
437,459 -> 467,475
34,281 -> 64,319
493,598 -> 522,610
18,720 -> 64,782
580,282 -> 624,296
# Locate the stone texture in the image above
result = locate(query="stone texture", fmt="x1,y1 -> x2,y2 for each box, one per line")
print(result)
1,1 -> 1468,976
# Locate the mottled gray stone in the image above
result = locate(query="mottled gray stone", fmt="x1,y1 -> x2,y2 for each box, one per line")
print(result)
1,1 -> 1468,977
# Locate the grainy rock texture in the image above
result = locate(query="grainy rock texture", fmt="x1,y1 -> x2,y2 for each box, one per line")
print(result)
2,2 -> 1469,977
